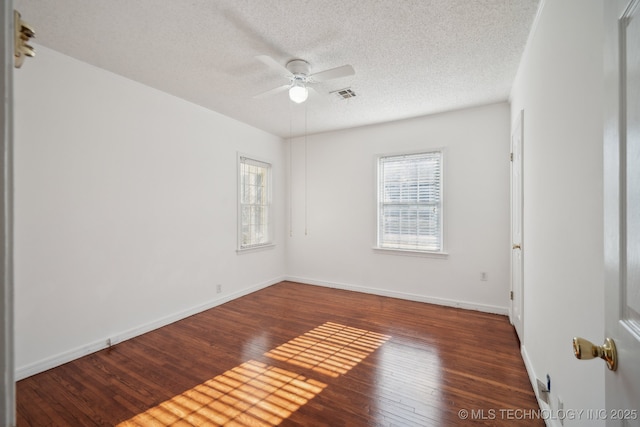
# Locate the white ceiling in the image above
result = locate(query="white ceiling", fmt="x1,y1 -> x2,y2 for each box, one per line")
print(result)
15,0 -> 540,138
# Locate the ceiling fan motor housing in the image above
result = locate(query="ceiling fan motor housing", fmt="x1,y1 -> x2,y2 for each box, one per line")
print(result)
286,59 -> 310,77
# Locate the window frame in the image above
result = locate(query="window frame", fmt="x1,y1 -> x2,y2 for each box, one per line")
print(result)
237,153 -> 274,252
374,149 -> 447,257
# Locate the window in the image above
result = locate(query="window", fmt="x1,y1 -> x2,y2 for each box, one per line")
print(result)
238,156 -> 272,250
377,151 -> 443,253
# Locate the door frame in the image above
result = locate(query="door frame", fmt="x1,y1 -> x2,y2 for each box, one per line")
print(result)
510,109 -> 524,342
1,1 -> 15,426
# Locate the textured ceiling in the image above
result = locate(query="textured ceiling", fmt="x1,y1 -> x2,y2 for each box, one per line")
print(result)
15,0 -> 540,138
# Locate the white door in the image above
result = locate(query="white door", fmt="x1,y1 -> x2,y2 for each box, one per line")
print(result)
510,110 -> 524,342
604,0 -> 640,423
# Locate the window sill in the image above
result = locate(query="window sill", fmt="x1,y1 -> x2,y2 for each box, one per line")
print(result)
372,247 -> 449,259
237,243 -> 276,254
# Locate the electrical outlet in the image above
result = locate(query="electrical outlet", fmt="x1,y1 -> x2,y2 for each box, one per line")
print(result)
537,378 -> 550,404
216,284 -> 222,294
480,272 -> 488,281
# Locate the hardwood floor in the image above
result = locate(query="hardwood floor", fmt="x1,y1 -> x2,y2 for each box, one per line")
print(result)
16,281 -> 543,426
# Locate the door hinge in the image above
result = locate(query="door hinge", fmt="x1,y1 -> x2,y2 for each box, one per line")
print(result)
510,153 -> 513,162
14,11 -> 36,69
510,291 -> 514,300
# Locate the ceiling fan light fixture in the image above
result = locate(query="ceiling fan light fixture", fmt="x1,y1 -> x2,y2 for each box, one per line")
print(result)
289,79 -> 308,103
255,56 -> 355,103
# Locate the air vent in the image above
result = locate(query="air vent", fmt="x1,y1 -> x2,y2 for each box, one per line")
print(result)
331,88 -> 357,99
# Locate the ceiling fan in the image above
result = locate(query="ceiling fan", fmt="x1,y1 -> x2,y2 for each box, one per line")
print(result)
254,55 -> 355,104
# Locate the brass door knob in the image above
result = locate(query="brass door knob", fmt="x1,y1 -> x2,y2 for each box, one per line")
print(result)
572,337 -> 617,371
512,244 -> 521,250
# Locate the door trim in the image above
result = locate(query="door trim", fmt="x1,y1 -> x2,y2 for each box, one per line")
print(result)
1,1 -> 15,425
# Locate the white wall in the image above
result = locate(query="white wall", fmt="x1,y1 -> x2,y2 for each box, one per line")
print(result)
13,46 -> 287,379
287,103 -> 511,313
510,0 -> 605,424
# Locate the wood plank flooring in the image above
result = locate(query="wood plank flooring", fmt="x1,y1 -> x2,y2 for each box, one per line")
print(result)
16,281 -> 543,426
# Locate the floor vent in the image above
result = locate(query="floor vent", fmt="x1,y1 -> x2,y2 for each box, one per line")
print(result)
332,88 -> 357,99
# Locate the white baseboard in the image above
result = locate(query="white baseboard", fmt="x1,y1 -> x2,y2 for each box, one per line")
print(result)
521,344 -> 558,427
285,276 -> 509,316
15,276 -> 285,381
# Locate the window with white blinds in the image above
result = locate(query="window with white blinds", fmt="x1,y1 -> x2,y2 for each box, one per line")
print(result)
238,156 -> 272,250
377,151 -> 443,253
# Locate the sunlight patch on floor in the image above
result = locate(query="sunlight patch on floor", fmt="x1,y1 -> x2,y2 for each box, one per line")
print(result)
265,321 -> 391,378
117,322 -> 389,426
117,360 -> 326,427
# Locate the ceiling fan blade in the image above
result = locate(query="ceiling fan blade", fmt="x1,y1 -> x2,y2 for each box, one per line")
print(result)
256,55 -> 292,77
307,86 -> 329,105
309,64 -> 355,82
253,84 -> 290,99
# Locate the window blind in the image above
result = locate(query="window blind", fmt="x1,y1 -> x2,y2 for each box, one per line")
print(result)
378,151 -> 443,252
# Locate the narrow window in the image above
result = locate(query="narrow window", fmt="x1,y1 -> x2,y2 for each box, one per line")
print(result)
239,156 -> 272,250
377,151 -> 443,253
